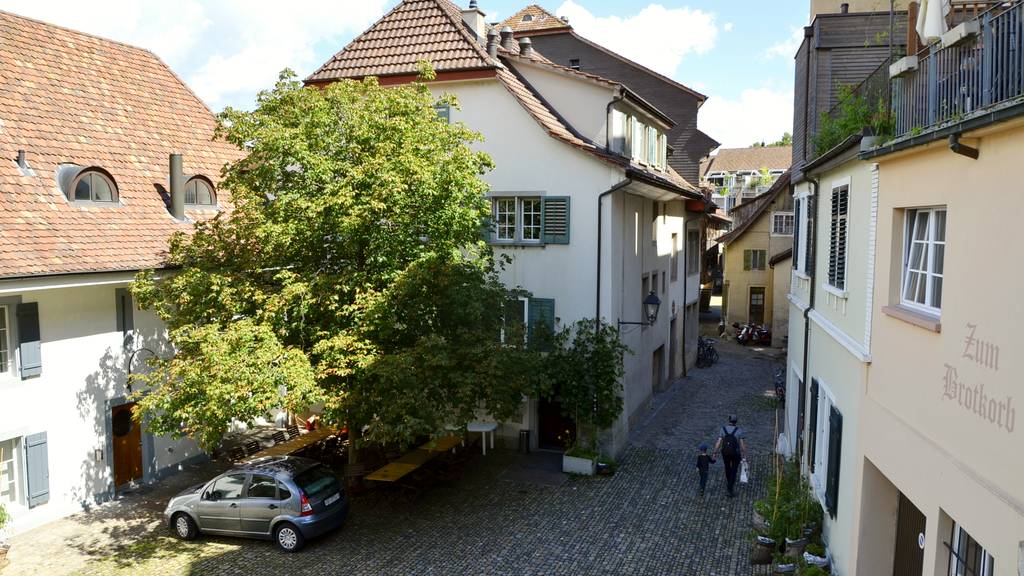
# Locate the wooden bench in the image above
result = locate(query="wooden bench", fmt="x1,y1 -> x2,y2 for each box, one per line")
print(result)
364,436 -> 462,483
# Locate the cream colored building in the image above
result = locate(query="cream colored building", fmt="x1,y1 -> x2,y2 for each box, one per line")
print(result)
719,172 -> 793,347
785,140 -> 877,573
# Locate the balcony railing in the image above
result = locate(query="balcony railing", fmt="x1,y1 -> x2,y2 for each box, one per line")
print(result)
892,0 -> 1024,137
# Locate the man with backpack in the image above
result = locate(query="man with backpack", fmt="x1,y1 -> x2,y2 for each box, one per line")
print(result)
713,414 -> 747,497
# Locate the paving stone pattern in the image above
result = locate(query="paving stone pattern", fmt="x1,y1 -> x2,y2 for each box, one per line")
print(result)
7,340 -> 784,576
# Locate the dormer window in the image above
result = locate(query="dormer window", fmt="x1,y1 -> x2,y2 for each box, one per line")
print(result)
58,165 -> 119,203
184,176 -> 216,206
522,14 -> 534,22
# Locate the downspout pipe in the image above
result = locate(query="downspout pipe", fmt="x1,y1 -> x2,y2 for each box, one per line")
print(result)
595,179 -> 633,325
800,176 -> 819,467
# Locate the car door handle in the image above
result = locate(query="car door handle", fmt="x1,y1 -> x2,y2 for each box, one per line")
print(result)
268,504 -> 278,510
229,503 -> 238,508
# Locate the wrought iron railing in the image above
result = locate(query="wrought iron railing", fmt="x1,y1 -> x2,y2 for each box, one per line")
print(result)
892,0 -> 1024,137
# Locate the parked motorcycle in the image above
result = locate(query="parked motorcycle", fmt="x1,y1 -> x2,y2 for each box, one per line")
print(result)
731,322 -> 771,346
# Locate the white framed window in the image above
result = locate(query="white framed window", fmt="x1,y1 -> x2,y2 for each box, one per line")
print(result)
946,522 -> 994,576
631,119 -> 645,163
828,182 -> 850,290
658,133 -> 667,170
0,437 -> 18,505
794,191 -> 815,276
495,198 -> 517,241
0,305 -> 9,374
901,207 -> 946,314
772,212 -> 795,236
610,109 -> 627,154
646,126 -> 657,166
521,198 -> 542,241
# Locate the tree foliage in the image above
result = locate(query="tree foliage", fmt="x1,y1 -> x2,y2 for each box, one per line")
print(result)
131,67 -> 540,450
541,319 -> 629,449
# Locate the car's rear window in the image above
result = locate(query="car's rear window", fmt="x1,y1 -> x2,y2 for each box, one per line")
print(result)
293,466 -> 339,499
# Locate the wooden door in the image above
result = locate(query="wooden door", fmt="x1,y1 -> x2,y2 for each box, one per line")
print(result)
668,319 -> 677,380
748,287 -> 766,325
893,492 -> 926,576
112,403 -> 143,486
537,398 -> 574,451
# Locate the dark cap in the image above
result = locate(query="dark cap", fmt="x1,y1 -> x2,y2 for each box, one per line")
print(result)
728,414 -> 738,424
698,443 -> 708,451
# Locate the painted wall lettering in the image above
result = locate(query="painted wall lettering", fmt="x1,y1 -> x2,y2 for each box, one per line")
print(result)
943,364 -> 1014,433
962,323 -> 999,371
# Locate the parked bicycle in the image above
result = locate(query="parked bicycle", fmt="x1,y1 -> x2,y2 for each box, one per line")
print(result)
773,367 -> 786,404
696,335 -> 719,368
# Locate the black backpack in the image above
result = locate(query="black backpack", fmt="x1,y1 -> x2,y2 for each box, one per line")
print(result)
721,427 -> 740,457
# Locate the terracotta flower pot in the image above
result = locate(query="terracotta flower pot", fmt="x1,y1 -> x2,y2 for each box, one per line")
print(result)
750,536 -> 775,565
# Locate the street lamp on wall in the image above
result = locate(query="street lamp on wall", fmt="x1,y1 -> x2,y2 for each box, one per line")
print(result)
619,291 -> 662,327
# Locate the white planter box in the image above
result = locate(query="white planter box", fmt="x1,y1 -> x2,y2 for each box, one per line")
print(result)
889,55 -> 918,78
941,20 -> 980,49
562,454 -> 595,475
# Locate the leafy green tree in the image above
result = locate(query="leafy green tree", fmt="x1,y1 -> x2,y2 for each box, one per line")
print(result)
132,66 -> 535,451
541,319 -> 629,453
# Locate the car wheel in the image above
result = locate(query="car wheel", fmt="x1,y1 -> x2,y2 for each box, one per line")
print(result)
274,522 -> 305,552
171,513 -> 198,541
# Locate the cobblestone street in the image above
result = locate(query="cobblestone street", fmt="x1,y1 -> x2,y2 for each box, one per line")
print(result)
6,339 -> 784,576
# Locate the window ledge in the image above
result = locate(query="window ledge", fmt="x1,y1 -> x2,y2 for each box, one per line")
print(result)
822,284 -> 848,299
794,271 -> 811,280
490,241 -> 545,248
882,305 -> 941,333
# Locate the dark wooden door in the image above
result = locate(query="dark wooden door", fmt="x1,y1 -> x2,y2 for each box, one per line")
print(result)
537,398 -> 574,451
112,403 -> 143,486
652,345 -> 664,392
668,319 -> 677,380
749,287 -> 766,325
893,492 -> 926,576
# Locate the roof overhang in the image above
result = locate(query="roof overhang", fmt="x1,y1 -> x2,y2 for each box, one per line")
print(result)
305,67 -> 497,87
625,167 -> 703,201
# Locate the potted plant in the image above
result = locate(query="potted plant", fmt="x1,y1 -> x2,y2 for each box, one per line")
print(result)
803,543 -> 829,571
562,440 -> 598,476
751,535 -> 776,565
800,562 -> 829,576
753,499 -> 772,534
595,455 -> 616,476
772,554 -> 798,575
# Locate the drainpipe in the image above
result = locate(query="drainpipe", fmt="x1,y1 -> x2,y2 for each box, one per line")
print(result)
681,222 -> 689,378
169,154 -> 185,221
606,90 -> 626,151
800,176 -> 819,467
595,179 -> 633,324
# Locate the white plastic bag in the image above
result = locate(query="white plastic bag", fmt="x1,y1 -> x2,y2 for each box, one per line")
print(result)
739,459 -> 750,484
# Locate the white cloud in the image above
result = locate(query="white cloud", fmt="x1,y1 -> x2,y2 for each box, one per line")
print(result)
723,22 -> 733,32
0,0 -> 388,110
555,1 -> 718,78
765,26 -> 804,59
698,87 -> 794,148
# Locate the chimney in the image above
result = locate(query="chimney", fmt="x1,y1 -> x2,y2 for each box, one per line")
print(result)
500,26 -> 514,51
16,149 -> 27,170
169,153 -> 185,220
560,16 -> 569,23
518,37 -> 533,57
840,3 -> 849,13
461,0 -> 487,39
487,28 -> 499,58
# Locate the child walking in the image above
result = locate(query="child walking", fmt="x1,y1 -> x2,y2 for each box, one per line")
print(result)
696,443 -> 716,497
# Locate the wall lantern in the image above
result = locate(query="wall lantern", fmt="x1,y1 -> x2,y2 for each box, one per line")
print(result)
620,291 -> 661,327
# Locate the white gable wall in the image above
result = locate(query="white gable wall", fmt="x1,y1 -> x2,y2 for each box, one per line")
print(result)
508,65 -> 614,146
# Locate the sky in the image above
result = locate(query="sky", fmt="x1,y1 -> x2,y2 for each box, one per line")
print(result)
0,0 -> 809,149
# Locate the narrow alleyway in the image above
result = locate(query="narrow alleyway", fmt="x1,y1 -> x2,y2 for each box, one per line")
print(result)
6,339 -> 785,576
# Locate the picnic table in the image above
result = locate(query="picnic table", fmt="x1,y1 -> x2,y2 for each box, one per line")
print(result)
249,426 -> 337,459
365,435 -> 462,483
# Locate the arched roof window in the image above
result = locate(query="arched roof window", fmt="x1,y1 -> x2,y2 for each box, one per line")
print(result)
57,165 -> 119,203
184,176 -> 216,206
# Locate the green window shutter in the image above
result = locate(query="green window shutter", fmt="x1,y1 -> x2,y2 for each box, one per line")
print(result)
434,103 -> 451,123
542,197 -> 570,244
17,302 -> 42,378
527,297 -> 555,351
25,431 -> 49,507
826,406 -> 843,518
743,250 -> 752,271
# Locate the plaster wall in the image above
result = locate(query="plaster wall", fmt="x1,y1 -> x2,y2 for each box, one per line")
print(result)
512,63 -> 614,146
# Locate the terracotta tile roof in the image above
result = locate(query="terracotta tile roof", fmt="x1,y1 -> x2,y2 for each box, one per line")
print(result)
0,10 -> 241,279
700,146 -> 793,177
305,0 -> 498,83
501,5 -> 572,34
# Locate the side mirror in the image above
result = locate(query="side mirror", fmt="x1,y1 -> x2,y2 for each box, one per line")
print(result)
203,491 -> 218,501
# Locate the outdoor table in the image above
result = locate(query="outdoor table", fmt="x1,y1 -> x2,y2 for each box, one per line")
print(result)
419,435 -> 462,452
249,426 -> 337,459
467,421 -> 497,455
365,462 -> 419,482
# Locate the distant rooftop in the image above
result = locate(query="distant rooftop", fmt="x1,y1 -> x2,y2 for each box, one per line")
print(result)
701,146 -> 793,178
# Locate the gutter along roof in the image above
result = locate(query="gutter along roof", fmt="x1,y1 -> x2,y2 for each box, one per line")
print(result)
0,10 -> 240,279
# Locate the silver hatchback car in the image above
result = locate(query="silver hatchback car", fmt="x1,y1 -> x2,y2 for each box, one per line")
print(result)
164,456 -> 349,552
